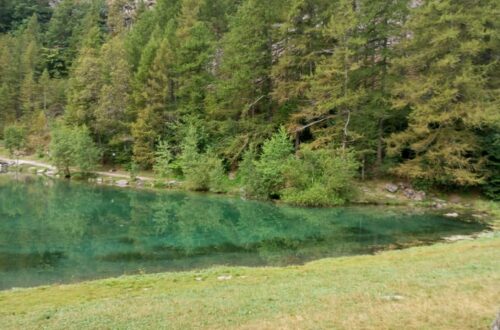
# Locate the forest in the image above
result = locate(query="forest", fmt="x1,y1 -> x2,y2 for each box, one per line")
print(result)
0,0 -> 498,205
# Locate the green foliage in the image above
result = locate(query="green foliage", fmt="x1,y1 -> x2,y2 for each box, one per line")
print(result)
49,123 -> 99,177
179,123 -> 227,192
3,124 -> 26,156
282,147 -> 359,207
387,0 -> 499,187
241,127 -> 294,198
153,140 -> 175,178
0,0 -> 498,201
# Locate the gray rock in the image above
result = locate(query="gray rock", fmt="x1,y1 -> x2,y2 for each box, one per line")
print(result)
413,191 -> 426,201
444,212 -> 459,218
167,180 -> 179,187
45,170 -> 55,177
116,180 -> 129,187
403,188 -> 415,199
492,311 -> 500,330
384,183 -> 399,193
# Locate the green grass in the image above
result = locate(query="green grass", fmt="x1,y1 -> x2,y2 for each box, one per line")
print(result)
1,236 -> 499,329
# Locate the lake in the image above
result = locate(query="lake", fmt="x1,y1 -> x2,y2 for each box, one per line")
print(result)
0,174 -> 488,290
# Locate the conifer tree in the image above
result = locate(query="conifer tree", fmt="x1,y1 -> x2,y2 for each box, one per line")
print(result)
387,0 -> 499,186
300,0 -> 365,150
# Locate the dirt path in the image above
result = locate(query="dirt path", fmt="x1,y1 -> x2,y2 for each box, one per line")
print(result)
0,157 -> 154,181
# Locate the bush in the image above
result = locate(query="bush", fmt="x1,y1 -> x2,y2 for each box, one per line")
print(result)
50,124 -> 100,177
281,147 -> 359,207
179,124 -> 227,192
240,127 -> 294,199
4,124 -> 26,156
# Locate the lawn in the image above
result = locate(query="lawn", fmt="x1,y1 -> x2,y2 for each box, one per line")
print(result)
1,236 -> 499,329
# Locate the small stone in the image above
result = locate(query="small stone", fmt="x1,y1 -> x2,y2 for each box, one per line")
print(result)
444,235 -> 473,242
381,294 -> 405,301
96,177 -> 103,184
444,212 -> 459,218
384,183 -> 399,193
217,275 -> 232,281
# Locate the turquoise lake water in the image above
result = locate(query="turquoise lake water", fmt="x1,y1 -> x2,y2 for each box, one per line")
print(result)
0,174 -> 487,289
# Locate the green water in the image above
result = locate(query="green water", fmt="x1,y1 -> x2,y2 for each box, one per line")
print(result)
0,174 -> 487,290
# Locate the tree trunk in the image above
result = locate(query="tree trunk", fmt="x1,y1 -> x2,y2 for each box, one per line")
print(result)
376,118 -> 384,169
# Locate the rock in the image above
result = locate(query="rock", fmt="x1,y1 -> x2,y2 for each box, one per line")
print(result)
217,275 -> 232,281
384,183 -> 399,193
492,311 -> 500,330
166,180 -> 178,188
433,202 -> 446,209
381,294 -> 405,301
45,170 -> 55,177
444,235 -> 473,242
385,194 -> 396,199
413,191 -> 426,201
36,169 -> 46,175
444,212 -> 459,218
403,188 -> 415,199
195,277 -> 203,282
96,177 -> 103,184
136,180 -> 145,187
116,180 -> 129,187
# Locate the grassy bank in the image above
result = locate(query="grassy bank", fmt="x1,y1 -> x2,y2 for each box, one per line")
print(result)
1,236 -> 499,329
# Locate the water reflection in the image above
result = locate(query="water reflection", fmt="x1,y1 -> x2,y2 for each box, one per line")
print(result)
0,175 -> 487,289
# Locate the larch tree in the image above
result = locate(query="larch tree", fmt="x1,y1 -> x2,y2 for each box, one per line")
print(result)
387,0 -> 499,186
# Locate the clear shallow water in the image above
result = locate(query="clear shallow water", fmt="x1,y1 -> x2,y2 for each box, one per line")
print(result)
0,174 -> 487,290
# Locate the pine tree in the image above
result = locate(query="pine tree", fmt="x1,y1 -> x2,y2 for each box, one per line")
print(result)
387,0 -> 499,186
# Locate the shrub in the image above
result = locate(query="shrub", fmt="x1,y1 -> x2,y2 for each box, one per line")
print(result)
282,147 -> 359,207
4,124 -> 26,156
240,127 -> 294,199
179,124 -> 227,192
50,124 -> 100,177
